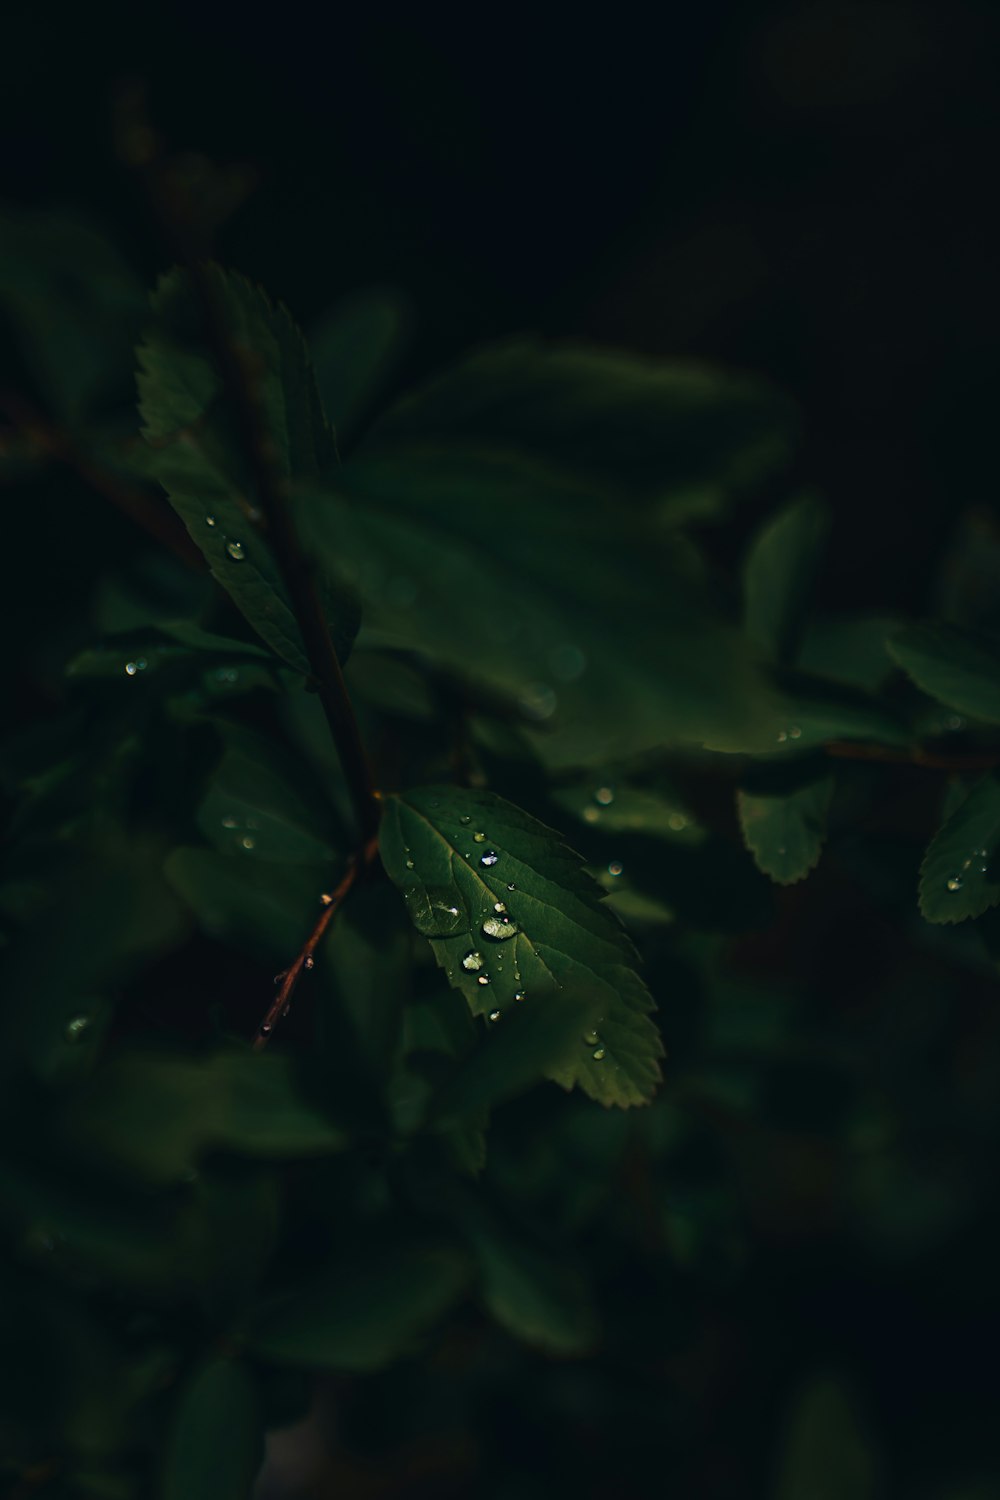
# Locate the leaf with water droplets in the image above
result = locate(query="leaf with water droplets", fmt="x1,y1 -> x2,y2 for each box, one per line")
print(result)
743,492 -> 830,664
136,264 -> 359,671
888,622 -> 1000,726
380,786 -> 663,1108
196,723 -> 341,864
737,768 -> 834,886
919,770 -> 1000,923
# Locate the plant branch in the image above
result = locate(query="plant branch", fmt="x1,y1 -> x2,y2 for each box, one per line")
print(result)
121,103 -> 380,846
253,834 -> 380,1049
824,740 -> 1000,772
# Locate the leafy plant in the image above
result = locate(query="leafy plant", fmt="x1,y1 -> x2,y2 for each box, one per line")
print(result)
3,131 -> 1000,1499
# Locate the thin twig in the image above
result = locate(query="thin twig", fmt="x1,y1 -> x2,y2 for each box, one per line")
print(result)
253,834 -> 380,1049
825,740 -> 1000,772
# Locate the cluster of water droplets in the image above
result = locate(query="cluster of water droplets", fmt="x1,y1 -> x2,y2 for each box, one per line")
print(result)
582,1026 -> 606,1062
221,811 -> 259,852
946,847 -> 990,893
776,726 -> 803,744
124,657 -> 149,677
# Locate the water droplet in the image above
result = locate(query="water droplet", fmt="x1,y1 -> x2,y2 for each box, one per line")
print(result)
480,850 -> 499,866
493,901 -> 507,913
595,786 -> 614,806
226,540 -> 246,561
947,874 -> 964,892
946,714 -> 965,731
777,730 -> 788,743
259,1022 -> 272,1035
488,1009 -> 501,1022
215,667 -> 239,684
668,812 -> 688,831
459,815 -> 472,826
221,814 -> 238,829
583,806 -> 600,823
320,892 -> 333,905
273,970 -> 288,985
582,1030 -> 599,1046
515,990 -> 526,1001
473,831 -> 487,843
282,1004 -> 291,1018
124,661 -> 138,676
462,951 -> 484,972
241,835 -> 255,850
482,915 -> 517,940
608,861 -> 624,877
405,858 -> 415,870
65,1015 -> 92,1042
506,882 -> 516,892
592,1046 -> 606,1061
789,726 -> 802,740
519,683 -> 558,721
304,954 -> 315,971
205,515 -> 216,527
135,657 -> 148,672
478,974 -> 491,986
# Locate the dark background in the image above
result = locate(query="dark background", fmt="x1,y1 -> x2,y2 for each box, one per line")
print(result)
4,3 -> 1000,1497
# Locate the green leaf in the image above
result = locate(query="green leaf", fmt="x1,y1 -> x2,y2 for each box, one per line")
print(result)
738,770 -> 834,885
298,452 -> 779,766
765,668 -> 910,753
162,1358 -> 263,1500
136,264 -> 359,670
197,725 -> 341,864
63,1050 -> 348,1183
309,287 -> 411,444
743,493 -> 830,664
918,771 -> 1000,923
379,786 -> 663,1108
549,782 -> 704,844
888,623 -> 1000,725
0,206 -> 145,419
165,847 -> 329,961
470,1221 -> 599,1356
798,614 -> 898,693
772,1373 -> 877,1500
240,1240 -> 469,1372
363,338 -> 796,514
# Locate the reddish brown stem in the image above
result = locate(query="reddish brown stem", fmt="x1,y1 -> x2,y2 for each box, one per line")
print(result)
252,834 -> 380,1049
825,740 -> 1000,772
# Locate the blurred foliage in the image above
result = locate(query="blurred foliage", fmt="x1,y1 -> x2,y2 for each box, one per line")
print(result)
3,37 -> 1000,1494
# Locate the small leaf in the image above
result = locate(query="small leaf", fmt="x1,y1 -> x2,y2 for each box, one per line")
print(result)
772,1372 -> 877,1500
240,1240 -> 469,1372
888,622 -> 1000,725
63,1050 -> 348,1183
744,493 -> 830,664
919,771 -> 1000,924
379,786 -> 663,1108
468,1216 -> 598,1355
309,287 -> 411,444
197,725 -> 340,864
136,264 -> 359,669
165,847 -> 329,961
798,614 -> 898,693
738,772 -> 834,885
162,1358 -> 263,1500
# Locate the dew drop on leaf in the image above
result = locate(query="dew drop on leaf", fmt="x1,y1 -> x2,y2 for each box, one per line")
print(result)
608,861 -> 624,877
488,1009 -> 501,1022
515,990 -> 526,1001
226,540 -> 246,560
946,874 -> 964,891
124,661 -> 138,676
595,786 -> 614,806
205,515 -> 216,526
584,807 -> 600,823
506,882 -> 516,892
493,902 -> 507,913
482,916 -> 517,940
582,1030 -> 599,1047
480,850 -> 499,866
459,815 -> 472,826
789,726 -> 802,739
477,974 -> 491,986
65,1015 -> 92,1042
462,951 -> 484,972
592,1046 -> 606,1061
241,836 -> 255,851
222,815 -> 238,829
473,831 -> 487,843
405,859 -> 415,870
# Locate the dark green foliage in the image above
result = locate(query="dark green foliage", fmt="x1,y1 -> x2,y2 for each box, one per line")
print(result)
3,189 -> 1000,1500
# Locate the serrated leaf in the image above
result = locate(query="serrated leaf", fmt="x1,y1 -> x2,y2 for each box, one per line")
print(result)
919,771 -> 1000,923
239,1240 -> 469,1372
888,623 -> 1000,725
743,493 -> 830,663
136,264 -> 359,669
309,287 -> 411,445
738,772 -> 834,885
162,1358 -> 263,1500
379,786 -> 663,1108
63,1050 -> 348,1183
